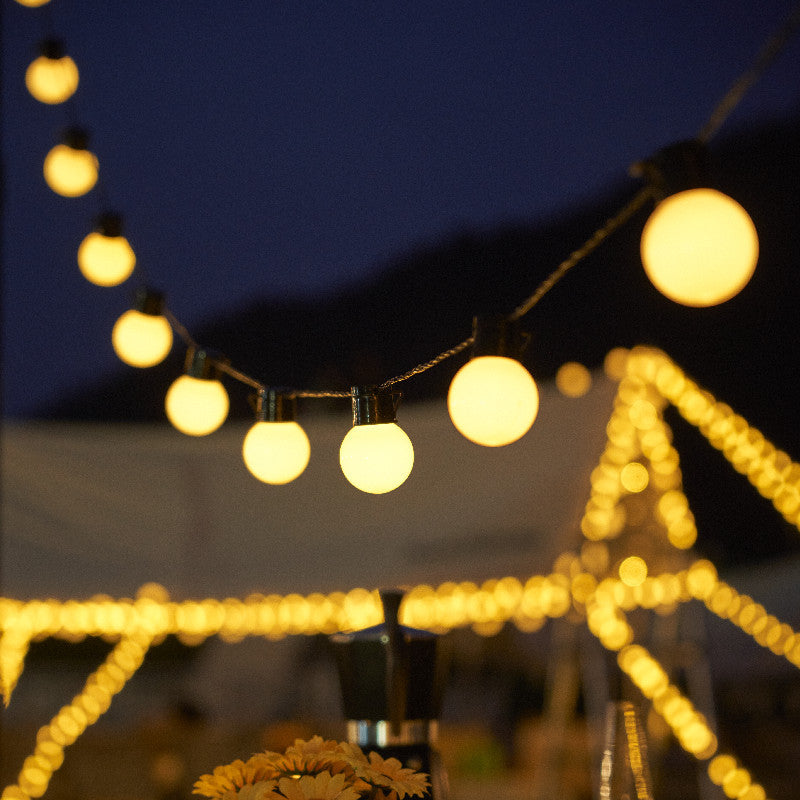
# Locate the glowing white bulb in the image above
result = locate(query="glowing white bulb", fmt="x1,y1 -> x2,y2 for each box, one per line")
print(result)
641,188 -> 758,307
43,142 -> 98,197
242,421 -> 311,484
78,231 -> 136,286
448,355 -> 539,446
25,51 -> 78,104
112,310 -> 173,367
340,423 -> 414,494
165,375 -> 229,436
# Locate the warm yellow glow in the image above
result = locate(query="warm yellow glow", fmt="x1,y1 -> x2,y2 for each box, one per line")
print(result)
242,421 -> 311,484
165,375 -> 229,436
25,54 -> 78,104
619,556 -> 648,587
339,423 -> 414,493
603,347 -> 629,380
447,355 -> 539,446
112,310 -> 173,368
555,361 -> 592,397
641,188 -> 758,307
77,231 -> 136,286
14,0 -> 51,6
43,144 -> 98,197
620,461 -> 649,492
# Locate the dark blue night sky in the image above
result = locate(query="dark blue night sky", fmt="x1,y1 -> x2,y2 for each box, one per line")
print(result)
2,1 -> 799,417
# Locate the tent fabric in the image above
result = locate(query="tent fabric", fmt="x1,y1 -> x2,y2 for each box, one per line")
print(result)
1,377 -> 617,601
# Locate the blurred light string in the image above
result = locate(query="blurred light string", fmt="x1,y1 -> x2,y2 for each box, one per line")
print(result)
13,2 -> 800,402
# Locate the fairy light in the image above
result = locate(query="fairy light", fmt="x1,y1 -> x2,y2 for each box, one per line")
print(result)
25,40 -> 79,105
43,128 -> 98,198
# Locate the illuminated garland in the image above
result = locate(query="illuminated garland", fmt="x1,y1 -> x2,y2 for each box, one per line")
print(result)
3,347 -> 800,799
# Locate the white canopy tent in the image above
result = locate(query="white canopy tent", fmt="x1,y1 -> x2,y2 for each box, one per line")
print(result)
1,376 -> 617,602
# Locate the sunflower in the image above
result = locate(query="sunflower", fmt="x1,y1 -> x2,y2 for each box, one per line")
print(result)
194,760 -> 278,799
194,737 -> 429,800
275,772 -> 362,800
349,751 -> 430,799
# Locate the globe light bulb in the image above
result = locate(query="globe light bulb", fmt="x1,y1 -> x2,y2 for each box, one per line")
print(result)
339,388 -> 414,494
447,316 -> 539,447
78,214 -> 136,286
641,187 -> 758,307
25,40 -> 79,104
112,289 -> 173,368
43,128 -> 98,197
242,390 -> 310,484
448,355 -> 539,446
15,0 -> 51,7
165,350 -> 229,436
635,140 -> 758,307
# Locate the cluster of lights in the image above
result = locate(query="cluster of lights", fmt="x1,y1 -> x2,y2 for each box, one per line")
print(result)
580,352 -> 697,550
16,1 -> 768,495
708,754 -> 771,800
685,560 -> 800,666
626,348 -> 800,534
618,644 -> 718,759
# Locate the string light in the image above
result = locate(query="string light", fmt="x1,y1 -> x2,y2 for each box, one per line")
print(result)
447,316 -> 539,446
242,389 -> 311,485
111,288 -> 173,368
636,140 -> 759,307
165,348 -> 229,436
43,128 -> 98,198
25,40 -> 79,104
77,213 -> 136,287
339,388 -> 414,494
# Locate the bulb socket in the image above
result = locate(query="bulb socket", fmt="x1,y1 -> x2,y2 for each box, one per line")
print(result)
95,211 -> 124,238
254,389 -> 297,422
39,38 -> 66,60
184,348 -> 222,380
61,126 -> 90,151
132,287 -> 165,316
632,139 -> 710,201
470,315 -> 528,359
351,387 -> 400,426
